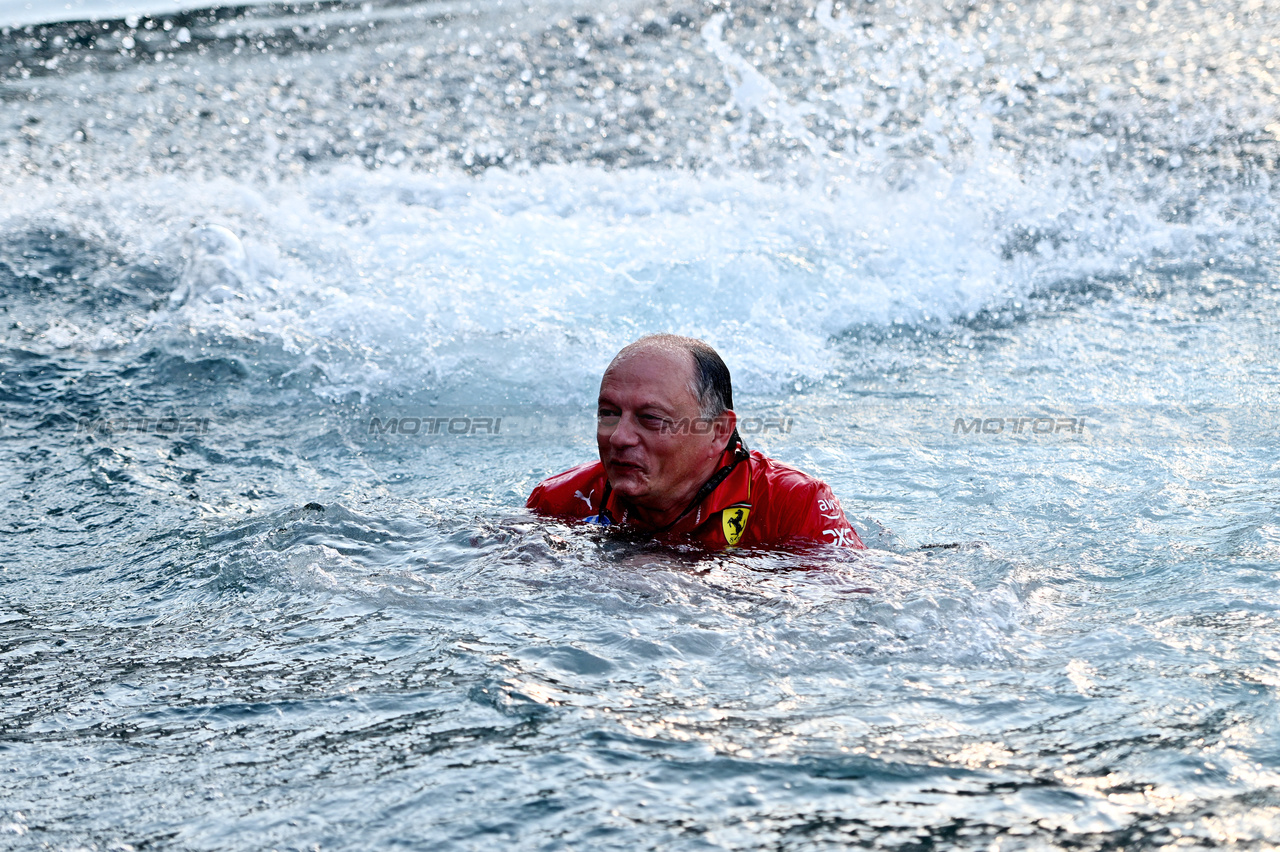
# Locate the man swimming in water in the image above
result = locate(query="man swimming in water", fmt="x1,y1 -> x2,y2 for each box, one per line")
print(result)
526,334 -> 865,549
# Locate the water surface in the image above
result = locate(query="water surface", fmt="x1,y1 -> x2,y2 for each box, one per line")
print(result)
3,0 -> 1280,848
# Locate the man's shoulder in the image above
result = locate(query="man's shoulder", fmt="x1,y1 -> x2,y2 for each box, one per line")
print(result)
743,451 -> 862,548
526,461 -> 605,514
535,460 -> 604,490
748,451 -> 831,495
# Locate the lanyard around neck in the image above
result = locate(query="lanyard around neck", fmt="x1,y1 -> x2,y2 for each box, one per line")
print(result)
597,428 -> 750,533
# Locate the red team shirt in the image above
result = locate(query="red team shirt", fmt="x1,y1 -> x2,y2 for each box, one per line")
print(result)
526,450 -> 864,550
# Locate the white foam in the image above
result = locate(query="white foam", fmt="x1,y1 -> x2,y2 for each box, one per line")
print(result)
0,152 -> 1220,401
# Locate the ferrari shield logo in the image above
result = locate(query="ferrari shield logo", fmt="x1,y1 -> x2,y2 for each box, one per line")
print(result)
722,505 -> 750,546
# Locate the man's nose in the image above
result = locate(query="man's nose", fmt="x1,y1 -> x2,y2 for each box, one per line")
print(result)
609,413 -> 641,449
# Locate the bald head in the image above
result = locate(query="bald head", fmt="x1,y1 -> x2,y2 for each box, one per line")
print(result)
606,334 -> 733,419
595,335 -> 738,526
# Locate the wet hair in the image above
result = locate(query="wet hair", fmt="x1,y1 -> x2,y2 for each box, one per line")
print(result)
615,334 -> 733,418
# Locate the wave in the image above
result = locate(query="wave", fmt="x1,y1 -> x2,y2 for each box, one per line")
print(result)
2,0 -> 1275,403
0,150 -> 1260,404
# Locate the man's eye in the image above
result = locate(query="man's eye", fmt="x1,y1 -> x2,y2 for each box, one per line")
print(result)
597,412 -> 620,424
639,414 -> 666,429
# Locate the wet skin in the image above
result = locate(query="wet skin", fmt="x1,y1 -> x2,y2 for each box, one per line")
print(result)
596,344 -> 736,530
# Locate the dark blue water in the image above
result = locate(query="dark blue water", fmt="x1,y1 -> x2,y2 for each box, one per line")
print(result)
3,0 -> 1280,848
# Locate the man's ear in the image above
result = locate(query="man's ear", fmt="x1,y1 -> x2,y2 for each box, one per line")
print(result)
713,409 -> 737,449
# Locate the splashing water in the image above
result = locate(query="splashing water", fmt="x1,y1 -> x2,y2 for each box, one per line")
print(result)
3,1 -> 1280,849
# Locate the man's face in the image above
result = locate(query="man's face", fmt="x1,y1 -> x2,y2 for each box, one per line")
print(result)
596,345 -> 729,515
